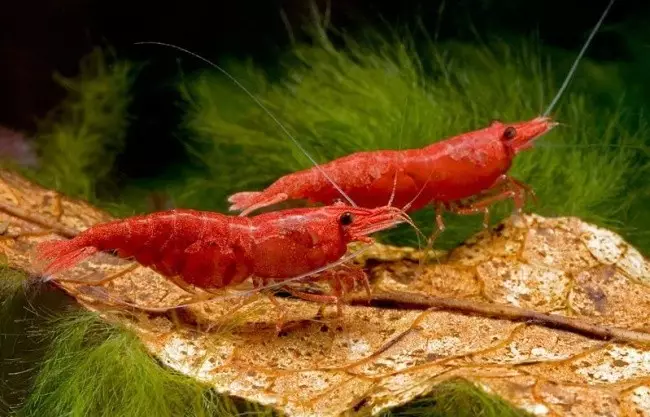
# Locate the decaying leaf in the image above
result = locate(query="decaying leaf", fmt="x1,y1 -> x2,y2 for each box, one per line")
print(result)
2,168 -> 650,417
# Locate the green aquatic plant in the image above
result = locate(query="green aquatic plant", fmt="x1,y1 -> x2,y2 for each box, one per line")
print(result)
0,266 -> 75,415
17,313 -> 223,417
383,379 -> 532,417
0,267 -> 263,417
30,47 -> 138,205
178,26 -> 650,251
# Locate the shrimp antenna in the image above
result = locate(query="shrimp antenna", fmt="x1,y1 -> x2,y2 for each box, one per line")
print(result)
134,41 -> 358,208
387,94 -> 410,208
387,173 -> 398,207
402,170 -> 434,213
542,0 -> 617,117
401,170 -> 442,271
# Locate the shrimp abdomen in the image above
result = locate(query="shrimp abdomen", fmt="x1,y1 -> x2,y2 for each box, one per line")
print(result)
35,210 -> 206,278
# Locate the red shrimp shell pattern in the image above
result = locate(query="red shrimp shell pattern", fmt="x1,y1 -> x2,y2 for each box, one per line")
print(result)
228,117 -> 557,215
33,203 -> 406,290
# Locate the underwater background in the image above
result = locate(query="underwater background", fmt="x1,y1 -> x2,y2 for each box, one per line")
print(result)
2,0 -> 650,416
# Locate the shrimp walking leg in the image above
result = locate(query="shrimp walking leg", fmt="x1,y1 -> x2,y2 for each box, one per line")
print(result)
488,175 -> 537,211
282,265 -> 370,316
166,273 -> 203,295
283,286 -> 341,312
422,175 -> 535,249
452,192 -> 515,228
426,204 -> 447,246
450,175 -> 534,228
506,176 -> 538,207
348,265 -> 372,302
263,292 -> 290,334
249,276 -> 293,333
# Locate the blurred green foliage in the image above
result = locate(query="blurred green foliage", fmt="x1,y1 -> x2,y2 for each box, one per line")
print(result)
0,267 -> 270,417
30,47 -> 138,208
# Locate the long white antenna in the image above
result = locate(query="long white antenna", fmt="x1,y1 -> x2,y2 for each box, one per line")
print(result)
542,0 -> 617,116
135,41 -> 358,207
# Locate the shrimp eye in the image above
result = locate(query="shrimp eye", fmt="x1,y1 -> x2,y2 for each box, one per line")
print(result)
339,212 -> 354,226
502,126 -> 517,140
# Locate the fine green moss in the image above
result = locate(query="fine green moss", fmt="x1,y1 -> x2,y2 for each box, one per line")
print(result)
384,379 -> 532,417
1,281 -> 270,417
28,47 -> 138,208
177,25 -> 650,251
16,312 -> 213,417
0,266 -> 80,415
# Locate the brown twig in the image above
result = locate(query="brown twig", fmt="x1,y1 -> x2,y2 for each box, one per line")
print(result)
347,291 -> 650,345
0,201 -> 79,238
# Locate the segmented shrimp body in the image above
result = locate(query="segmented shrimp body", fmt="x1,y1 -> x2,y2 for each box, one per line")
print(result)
229,117 -> 557,229
34,203 -> 407,308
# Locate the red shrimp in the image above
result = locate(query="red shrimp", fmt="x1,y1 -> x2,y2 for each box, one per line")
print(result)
33,202 -> 410,323
228,117 -> 556,235
224,0 -> 616,238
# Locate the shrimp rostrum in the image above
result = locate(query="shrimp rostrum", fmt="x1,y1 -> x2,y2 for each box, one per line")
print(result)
33,202 -> 411,323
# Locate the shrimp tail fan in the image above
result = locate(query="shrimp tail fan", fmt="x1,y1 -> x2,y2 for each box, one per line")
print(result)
33,239 -> 98,276
228,191 -> 262,211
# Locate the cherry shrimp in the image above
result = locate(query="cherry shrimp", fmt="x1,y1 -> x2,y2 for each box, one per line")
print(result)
32,200 -> 425,328
189,0 -> 617,244
31,34 -> 451,330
